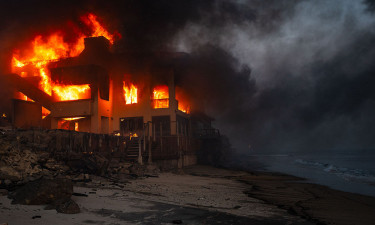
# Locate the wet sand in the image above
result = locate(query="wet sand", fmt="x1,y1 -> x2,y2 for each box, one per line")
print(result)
1,165 -> 374,224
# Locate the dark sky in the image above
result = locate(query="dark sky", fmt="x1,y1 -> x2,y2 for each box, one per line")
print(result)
1,0 -> 375,153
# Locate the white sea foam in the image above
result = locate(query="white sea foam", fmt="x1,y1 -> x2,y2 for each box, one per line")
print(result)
295,158 -> 375,186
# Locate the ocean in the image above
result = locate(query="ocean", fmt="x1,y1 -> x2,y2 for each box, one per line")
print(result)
239,149 -> 375,197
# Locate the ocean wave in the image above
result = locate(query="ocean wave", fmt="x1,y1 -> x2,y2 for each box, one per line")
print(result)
294,159 -> 375,186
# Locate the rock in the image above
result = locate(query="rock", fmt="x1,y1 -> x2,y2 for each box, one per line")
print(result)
0,189 -> 8,196
37,152 -> 50,164
32,216 -> 41,219
172,220 -> 183,224
94,154 -> 109,175
72,192 -> 88,197
0,167 -> 22,182
108,159 -> 120,168
118,168 -> 130,174
121,162 -> 132,168
70,154 -> 109,175
129,164 -> 145,177
73,174 -> 85,182
11,178 -> 73,205
4,179 -> 12,186
146,164 -> 159,172
55,198 -> 80,214
24,175 -> 42,183
44,159 -> 69,172
145,164 -> 160,177
117,173 -> 130,182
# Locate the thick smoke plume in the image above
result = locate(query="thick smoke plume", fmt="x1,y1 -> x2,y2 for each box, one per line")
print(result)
1,0 -> 375,154
173,0 -> 375,153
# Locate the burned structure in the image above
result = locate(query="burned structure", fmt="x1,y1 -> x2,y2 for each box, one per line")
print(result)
4,33 -> 221,167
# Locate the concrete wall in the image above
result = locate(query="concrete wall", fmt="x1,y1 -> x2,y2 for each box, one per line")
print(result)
111,69 -> 183,136
12,100 -> 42,129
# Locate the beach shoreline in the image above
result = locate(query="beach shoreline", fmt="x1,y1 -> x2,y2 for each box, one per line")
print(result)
187,165 -> 375,225
1,165 -> 375,225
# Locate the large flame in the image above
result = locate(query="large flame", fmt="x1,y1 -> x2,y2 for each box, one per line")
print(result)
152,85 -> 169,109
123,81 -> 138,104
52,84 -> 91,101
11,13 -> 119,102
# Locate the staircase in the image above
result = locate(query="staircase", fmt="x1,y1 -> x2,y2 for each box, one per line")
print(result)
125,137 -> 141,162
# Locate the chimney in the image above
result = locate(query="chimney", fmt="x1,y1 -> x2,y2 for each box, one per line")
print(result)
79,36 -> 111,65
81,36 -> 110,56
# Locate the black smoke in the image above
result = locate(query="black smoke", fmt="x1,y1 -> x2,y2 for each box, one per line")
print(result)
172,0 -> 375,153
1,0 -> 375,154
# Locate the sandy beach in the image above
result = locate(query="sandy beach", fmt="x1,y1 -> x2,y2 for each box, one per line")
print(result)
1,165 -> 374,225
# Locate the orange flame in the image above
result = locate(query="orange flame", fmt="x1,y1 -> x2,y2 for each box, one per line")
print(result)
62,117 -> 85,121
130,133 -> 138,140
123,81 -> 138,104
175,87 -> 191,114
42,107 -> 50,119
177,103 -> 190,114
152,85 -> 169,109
81,13 -> 120,44
10,13 -> 119,101
58,118 -> 83,131
16,92 -> 34,102
12,58 -> 25,68
52,84 -> 91,101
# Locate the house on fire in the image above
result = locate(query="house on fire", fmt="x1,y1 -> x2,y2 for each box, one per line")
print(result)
4,36 -> 221,167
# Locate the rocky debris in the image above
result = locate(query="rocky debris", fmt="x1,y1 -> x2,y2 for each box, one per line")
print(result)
72,192 -> 88,197
8,178 -> 80,214
0,167 -> 21,182
0,132 -> 55,187
129,164 -> 146,177
0,128 -> 159,185
67,154 -> 109,175
72,173 -> 90,182
0,128 -> 161,216
55,198 -> 80,214
0,147 -> 43,182
145,164 -> 160,177
0,188 -> 8,196
172,220 -> 183,224
11,178 -> 73,205
43,158 -> 69,173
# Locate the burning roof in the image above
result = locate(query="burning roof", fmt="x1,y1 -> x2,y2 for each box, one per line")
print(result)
11,13 -> 120,102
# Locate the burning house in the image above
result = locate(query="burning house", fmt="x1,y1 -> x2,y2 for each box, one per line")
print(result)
2,13 -> 221,168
